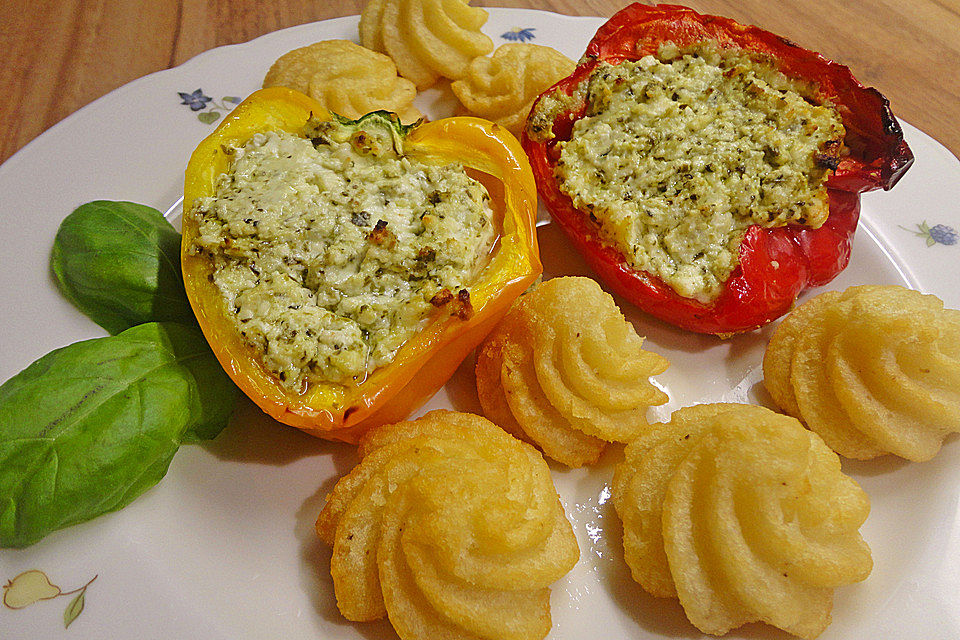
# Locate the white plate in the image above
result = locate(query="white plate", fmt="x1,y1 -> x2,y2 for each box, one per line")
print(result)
2,8 -> 959,639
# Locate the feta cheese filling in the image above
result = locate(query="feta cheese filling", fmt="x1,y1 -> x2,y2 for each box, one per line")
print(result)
190,119 -> 496,389
552,43 -> 844,302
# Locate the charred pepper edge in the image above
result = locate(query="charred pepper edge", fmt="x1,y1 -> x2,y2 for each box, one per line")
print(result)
521,2 -> 911,335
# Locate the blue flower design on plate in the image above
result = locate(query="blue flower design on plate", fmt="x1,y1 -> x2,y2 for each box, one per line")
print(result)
178,89 -> 213,111
501,27 -> 536,42
902,221 -> 959,246
179,91 -> 242,124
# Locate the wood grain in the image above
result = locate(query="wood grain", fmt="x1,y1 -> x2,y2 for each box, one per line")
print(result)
1,0 -> 959,165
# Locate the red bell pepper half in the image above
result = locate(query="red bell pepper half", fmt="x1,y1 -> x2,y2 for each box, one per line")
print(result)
522,3 -> 913,335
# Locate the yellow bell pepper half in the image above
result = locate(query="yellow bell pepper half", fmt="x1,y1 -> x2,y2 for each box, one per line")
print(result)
182,87 -> 541,442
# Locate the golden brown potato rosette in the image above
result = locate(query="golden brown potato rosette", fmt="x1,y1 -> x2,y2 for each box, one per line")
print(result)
316,410 -> 579,640
476,276 -> 669,467
764,285 -> 960,461
613,403 -> 872,639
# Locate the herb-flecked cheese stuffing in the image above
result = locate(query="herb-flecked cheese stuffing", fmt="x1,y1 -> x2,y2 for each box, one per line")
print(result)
548,43 -> 845,302
190,117 -> 495,389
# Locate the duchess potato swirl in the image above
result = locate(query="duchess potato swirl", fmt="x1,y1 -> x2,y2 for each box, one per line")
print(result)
451,43 -> 576,137
316,410 -> 579,640
764,285 -> 960,461
476,277 -> 669,467
613,403 -> 872,639
263,40 -> 421,123
360,0 -> 494,88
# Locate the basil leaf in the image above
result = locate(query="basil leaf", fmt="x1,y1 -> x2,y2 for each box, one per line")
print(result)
50,201 -> 195,335
0,322 -> 238,548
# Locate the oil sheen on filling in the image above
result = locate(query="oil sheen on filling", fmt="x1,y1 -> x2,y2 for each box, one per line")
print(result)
190,123 -> 495,389
555,43 -> 844,302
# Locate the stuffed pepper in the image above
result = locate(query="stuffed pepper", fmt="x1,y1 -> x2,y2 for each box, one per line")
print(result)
182,87 -> 540,442
523,3 -> 912,335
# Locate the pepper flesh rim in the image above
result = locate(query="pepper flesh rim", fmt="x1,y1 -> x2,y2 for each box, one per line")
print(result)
182,88 -> 541,441
522,2 -> 912,336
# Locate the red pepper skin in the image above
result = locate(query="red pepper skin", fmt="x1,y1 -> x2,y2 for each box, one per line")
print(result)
522,3 -> 913,335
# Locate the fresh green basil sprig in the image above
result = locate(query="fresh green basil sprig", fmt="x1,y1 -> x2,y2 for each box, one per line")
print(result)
50,200 -> 196,334
0,322 -> 236,547
0,201 -> 238,548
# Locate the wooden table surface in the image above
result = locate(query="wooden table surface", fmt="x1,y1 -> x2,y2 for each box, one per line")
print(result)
2,0 -> 959,166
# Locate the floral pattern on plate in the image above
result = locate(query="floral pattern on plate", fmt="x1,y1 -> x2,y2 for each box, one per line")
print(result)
501,26 -> 536,41
3,570 -> 97,629
179,89 -> 241,124
902,221 -> 959,246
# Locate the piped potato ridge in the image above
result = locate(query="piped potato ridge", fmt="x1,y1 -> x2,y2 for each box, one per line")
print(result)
612,403 -> 872,639
476,277 -> 669,467
764,285 -> 960,461
316,410 -> 579,640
